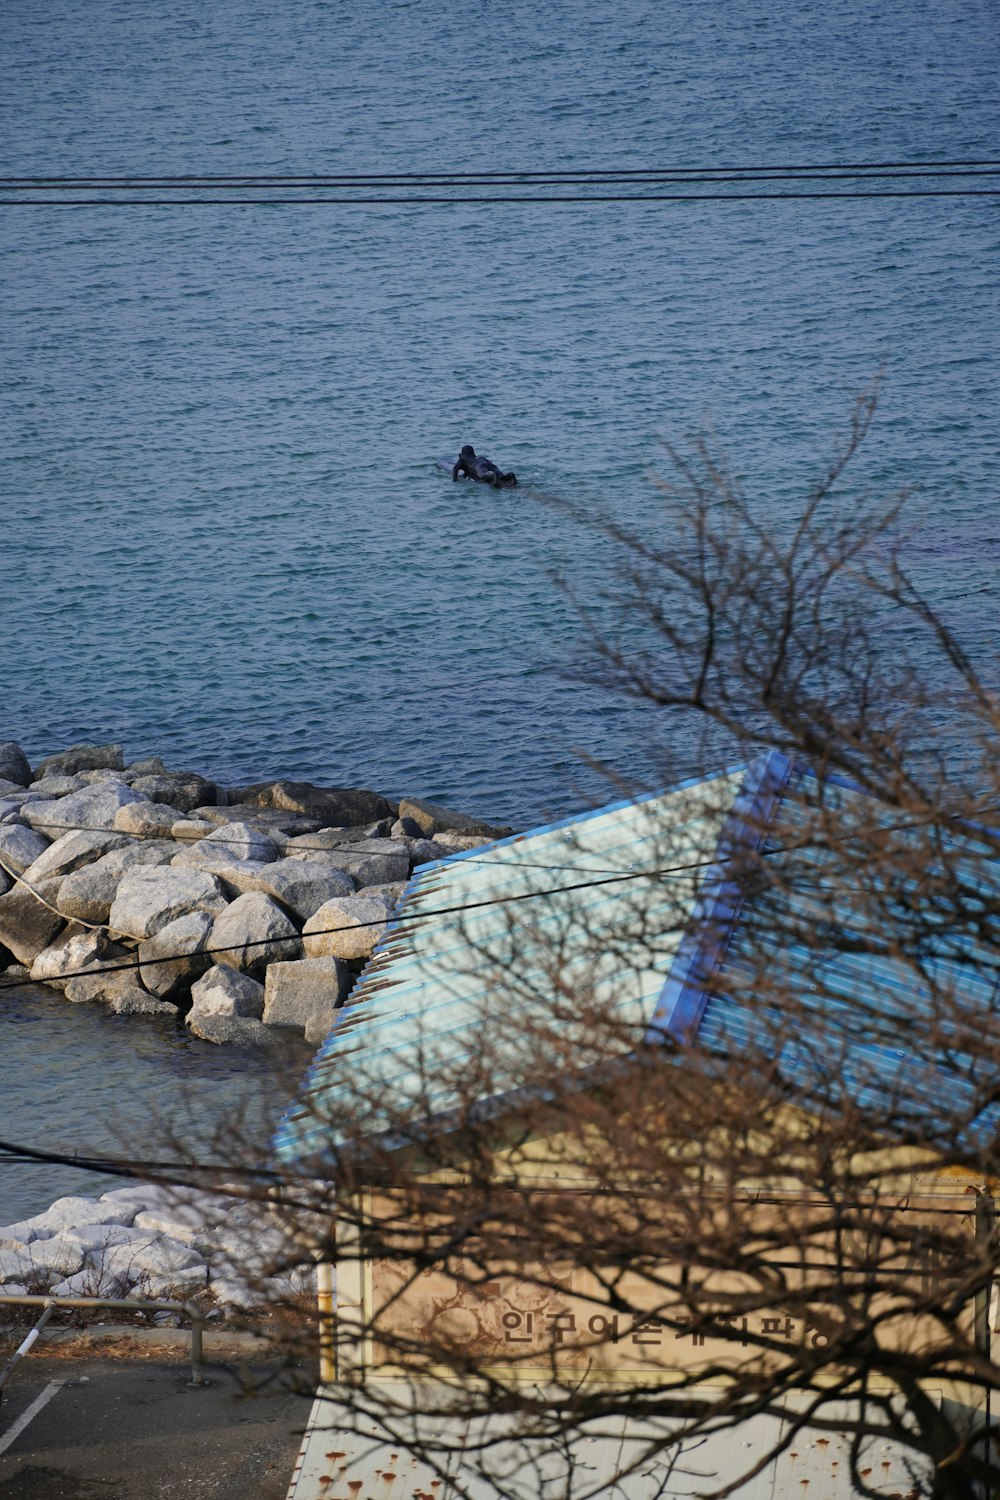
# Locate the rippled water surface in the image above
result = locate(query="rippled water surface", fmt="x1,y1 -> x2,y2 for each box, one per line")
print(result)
1,0 -> 998,1212
0,984 -> 312,1222
4,0 -> 999,822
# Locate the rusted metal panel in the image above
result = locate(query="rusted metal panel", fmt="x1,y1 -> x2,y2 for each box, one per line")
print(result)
286,1388 -> 934,1499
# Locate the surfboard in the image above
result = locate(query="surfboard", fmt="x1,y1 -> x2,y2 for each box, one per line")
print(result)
437,456 -> 517,486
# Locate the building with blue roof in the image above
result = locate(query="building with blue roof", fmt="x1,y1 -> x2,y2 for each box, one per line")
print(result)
277,748 -> 999,1168
280,752 -> 999,1500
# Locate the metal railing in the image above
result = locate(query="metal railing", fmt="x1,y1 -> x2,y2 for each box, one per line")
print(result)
0,1294 -> 206,1390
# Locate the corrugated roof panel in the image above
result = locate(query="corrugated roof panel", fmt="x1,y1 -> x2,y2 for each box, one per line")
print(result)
276,751 -> 1000,1165
275,768 -> 746,1163
691,766 -> 1000,1133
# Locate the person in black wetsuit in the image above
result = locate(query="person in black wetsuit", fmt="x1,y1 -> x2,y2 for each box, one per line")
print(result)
452,445 -> 517,487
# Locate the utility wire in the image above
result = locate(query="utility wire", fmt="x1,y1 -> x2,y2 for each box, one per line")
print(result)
0,1137 -> 282,1185
5,188 -> 1000,207
0,807 -> 994,997
7,170 -> 1000,189
4,156 -> 999,184
0,854 -> 715,996
0,1136 -> 982,1217
6,158 -> 999,204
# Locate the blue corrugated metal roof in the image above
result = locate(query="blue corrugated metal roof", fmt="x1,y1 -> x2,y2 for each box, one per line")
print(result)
275,750 -> 1000,1165
668,755 -> 1000,1136
274,766 -> 746,1164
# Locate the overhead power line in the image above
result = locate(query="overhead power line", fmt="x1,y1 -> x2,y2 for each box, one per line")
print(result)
5,190 -> 1000,208
0,804 -> 987,998
0,1136 -> 282,1185
3,158 -> 999,206
4,157 -> 999,185
0,854 -> 715,997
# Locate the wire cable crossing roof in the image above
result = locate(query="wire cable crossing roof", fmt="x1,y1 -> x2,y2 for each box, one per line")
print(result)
274,751 -> 1000,1164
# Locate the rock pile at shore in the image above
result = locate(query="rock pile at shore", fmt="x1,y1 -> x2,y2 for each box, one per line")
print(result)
0,740 -> 511,1045
0,1181 -> 320,1316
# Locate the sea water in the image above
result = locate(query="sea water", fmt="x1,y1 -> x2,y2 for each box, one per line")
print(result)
1,0 -> 998,1215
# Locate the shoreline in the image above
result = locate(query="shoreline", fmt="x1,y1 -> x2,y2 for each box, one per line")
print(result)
0,736 -> 513,1321
0,737 -> 512,1046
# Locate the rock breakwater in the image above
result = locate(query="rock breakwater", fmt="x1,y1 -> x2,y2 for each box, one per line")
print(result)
0,1181 -> 320,1317
0,740 -> 511,1046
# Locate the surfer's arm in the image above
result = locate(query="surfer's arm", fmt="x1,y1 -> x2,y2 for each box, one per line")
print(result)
452,460 -> 465,480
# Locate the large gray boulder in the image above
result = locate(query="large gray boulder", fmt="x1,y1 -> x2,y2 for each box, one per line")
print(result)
109,865 -> 228,940
433,830 -> 498,851
0,795 -> 42,825
0,1236 -> 85,1285
130,771 -> 220,811
397,795 -> 511,838
32,743 -> 125,780
29,928 -> 129,992
0,880 -> 65,965
188,964 -> 265,1020
123,756 -> 168,779
262,955 -> 350,1033
106,987 -> 177,1017
184,856 -> 269,893
170,817 -> 216,844
202,821 -> 279,863
21,828 -> 126,885
187,1012 -> 281,1046
63,1223 -> 141,1251
302,892 -> 395,961
94,840 -> 178,876
61,961 -> 174,1015
197,1207 -> 302,1281
171,821 -> 278,874
137,910 -> 214,998
28,1195 -> 140,1234
408,837 -> 457,867
0,1220 -> 42,1247
218,857 -> 356,921
30,774 -> 85,798
168,846 -> 262,885
235,780 -> 393,828
101,1233 -> 203,1282
304,1008 -> 337,1047
77,768 -> 133,785
132,1199 -> 228,1243
99,1184 -> 171,1213
49,1266 -> 129,1299
64,964 -> 147,1007
207,892 -> 300,974
0,821 -> 50,875
22,780 -> 145,834
0,743 -> 31,786
58,840 -> 177,925
192,803 -> 322,838
284,828 -> 354,853
287,838 -> 409,886
113,800 -> 177,837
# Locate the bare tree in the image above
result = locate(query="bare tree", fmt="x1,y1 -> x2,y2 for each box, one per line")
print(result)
221,387 -> 1000,1500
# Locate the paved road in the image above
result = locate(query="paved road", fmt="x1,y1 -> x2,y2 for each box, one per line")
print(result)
0,1347 -> 315,1499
